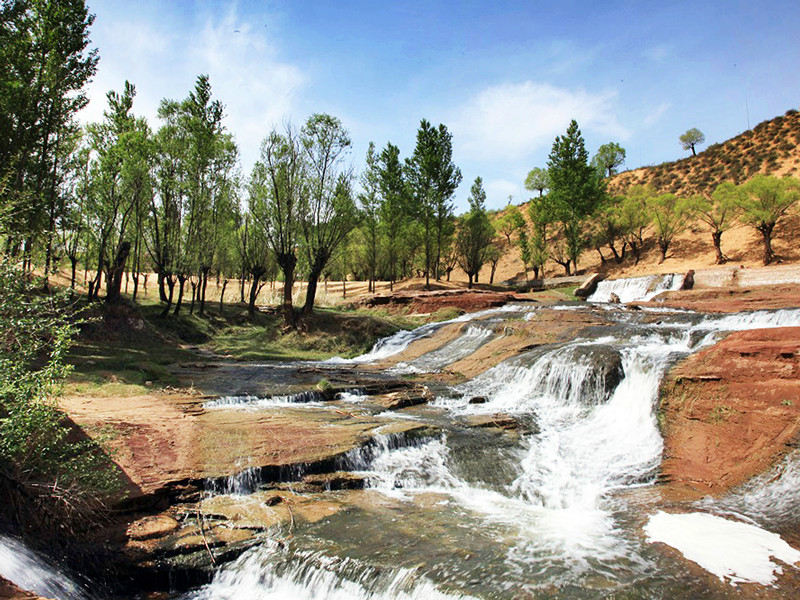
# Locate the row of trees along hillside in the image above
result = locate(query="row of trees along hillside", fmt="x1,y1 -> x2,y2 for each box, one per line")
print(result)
2,1 -> 504,328
497,119 -> 800,280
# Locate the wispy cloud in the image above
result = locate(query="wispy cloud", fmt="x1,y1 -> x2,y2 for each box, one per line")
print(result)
643,102 -> 671,126
81,5 -> 306,173
450,81 -> 629,162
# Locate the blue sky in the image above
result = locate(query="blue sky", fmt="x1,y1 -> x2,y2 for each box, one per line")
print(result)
81,0 -> 800,211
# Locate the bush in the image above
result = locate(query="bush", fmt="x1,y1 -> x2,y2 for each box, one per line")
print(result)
0,261 -> 120,532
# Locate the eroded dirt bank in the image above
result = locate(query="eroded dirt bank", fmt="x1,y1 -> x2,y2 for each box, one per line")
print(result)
659,326 -> 800,499
642,282 -> 800,313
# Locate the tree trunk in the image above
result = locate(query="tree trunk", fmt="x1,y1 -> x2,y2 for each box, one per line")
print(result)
69,257 -> 77,290
158,271 -> 168,302
106,241 -> 131,304
132,273 -> 139,302
160,276 -> 175,317
278,254 -> 297,329
759,223 -> 775,265
174,275 -> 186,315
219,280 -> 228,314
302,268 -> 322,319
658,239 -> 669,263
248,273 -> 263,316
712,231 -> 726,264
199,268 -> 209,315
467,274 -> 473,289
189,279 -> 197,314
489,262 -> 497,285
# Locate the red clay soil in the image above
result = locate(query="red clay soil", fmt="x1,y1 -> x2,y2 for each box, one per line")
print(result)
641,283 -> 800,313
659,326 -> 800,499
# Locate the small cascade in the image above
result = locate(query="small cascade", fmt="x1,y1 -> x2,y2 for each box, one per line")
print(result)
206,466 -> 264,496
326,304 -> 528,364
0,536 -> 88,600
391,325 -> 495,374
588,273 -> 684,303
184,542 -> 476,599
204,390 -> 328,409
703,449 -> 800,527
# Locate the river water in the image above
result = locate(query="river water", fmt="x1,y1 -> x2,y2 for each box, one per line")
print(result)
4,283 -> 800,599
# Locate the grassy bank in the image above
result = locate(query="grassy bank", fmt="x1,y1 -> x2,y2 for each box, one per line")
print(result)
66,300 -> 420,395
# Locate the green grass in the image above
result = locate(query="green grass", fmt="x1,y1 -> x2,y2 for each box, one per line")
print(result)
66,300 -> 417,390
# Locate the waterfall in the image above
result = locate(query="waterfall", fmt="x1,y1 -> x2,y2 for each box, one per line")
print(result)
0,536 -> 88,600
391,325 -> 496,374
325,304 -> 529,364
588,273 -> 684,303
184,542 -> 476,600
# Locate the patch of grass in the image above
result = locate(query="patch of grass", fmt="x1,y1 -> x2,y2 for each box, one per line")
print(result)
709,404 -> 740,423
429,307 -> 465,322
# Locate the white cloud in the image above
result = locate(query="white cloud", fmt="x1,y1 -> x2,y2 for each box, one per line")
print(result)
450,81 -> 629,162
80,5 -> 306,174
643,44 -> 673,63
643,102 -> 671,126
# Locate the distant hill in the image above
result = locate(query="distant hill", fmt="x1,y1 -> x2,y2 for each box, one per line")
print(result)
608,108 -> 800,196
472,108 -> 800,283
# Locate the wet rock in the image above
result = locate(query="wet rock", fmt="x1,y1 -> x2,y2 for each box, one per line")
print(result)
571,345 -> 625,401
468,396 -> 488,404
127,515 -> 180,541
463,414 -> 518,430
302,471 -> 367,491
574,273 -> 603,300
609,292 -> 621,304
682,269 -> 695,290
372,386 -> 434,410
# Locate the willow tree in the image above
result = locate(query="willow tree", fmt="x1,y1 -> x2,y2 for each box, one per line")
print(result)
687,183 -> 738,264
299,114 -> 358,319
735,175 -> 800,265
456,177 -> 494,288
250,124 -> 304,328
647,192 -> 690,263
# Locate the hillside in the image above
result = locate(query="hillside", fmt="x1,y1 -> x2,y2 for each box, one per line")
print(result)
473,108 -> 800,285
608,108 -> 800,196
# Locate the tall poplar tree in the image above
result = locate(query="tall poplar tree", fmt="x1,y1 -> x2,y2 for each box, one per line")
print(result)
546,120 -> 604,274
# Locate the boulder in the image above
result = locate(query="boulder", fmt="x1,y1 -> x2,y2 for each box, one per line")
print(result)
570,345 -> 625,402
682,269 -> 695,290
574,273 -> 603,300
609,292 -> 621,304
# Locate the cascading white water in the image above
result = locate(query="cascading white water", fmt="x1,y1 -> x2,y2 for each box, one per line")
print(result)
181,304 -> 800,596
588,273 -> 684,303
184,540 -> 476,600
326,304 -> 528,364
391,325 -> 495,374
0,536 -> 87,600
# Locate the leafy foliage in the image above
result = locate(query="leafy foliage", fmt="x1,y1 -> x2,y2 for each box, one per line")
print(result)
0,261 -> 120,530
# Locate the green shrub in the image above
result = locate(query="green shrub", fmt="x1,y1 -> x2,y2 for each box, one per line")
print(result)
0,261 -> 121,529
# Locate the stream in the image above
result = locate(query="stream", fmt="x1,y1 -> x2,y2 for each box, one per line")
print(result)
4,275 -> 800,599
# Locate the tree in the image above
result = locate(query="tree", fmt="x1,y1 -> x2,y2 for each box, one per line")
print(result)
0,0 -> 98,271
647,192 -> 690,262
359,142 -> 381,293
485,243 -> 501,285
250,124 -> 304,328
687,183 -> 738,264
590,196 -> 626,264
299,113 -> 358,320
524,167 -> 549,197
734,175 -> 800,265
615,186 -> 650,264
680,128 -> 705,157
591,142 -> 626,178
546,120 -> 604,274
377,143 -> 410,291
526,196 -> 550,279
405,120 -> 462,288
456,177 -> 494,288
